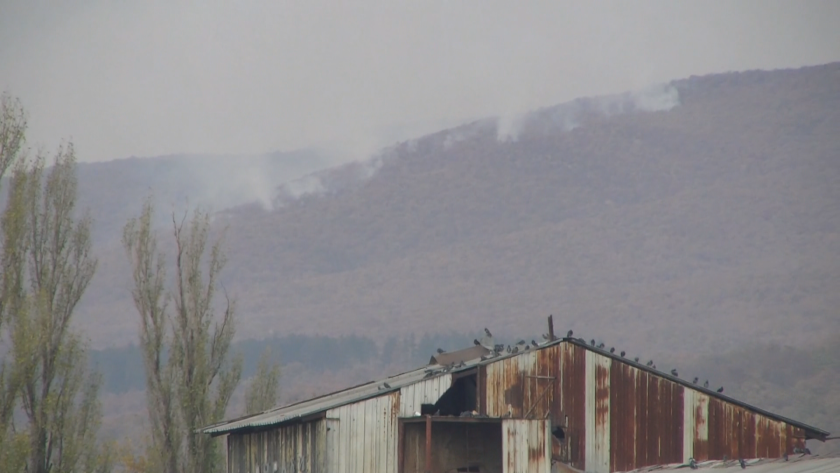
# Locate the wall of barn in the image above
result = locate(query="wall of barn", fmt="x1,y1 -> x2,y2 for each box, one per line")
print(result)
226,420 -> 326,473
503,419 -> 551,473
399,374 -> 452,417
326,391 -> 400,473
479,342 -> 807,473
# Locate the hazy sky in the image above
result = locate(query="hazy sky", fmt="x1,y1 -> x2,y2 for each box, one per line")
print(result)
1,1 -> 838,163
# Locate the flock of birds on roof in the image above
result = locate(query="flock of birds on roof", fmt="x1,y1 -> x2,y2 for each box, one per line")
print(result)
435,326 -> 727,395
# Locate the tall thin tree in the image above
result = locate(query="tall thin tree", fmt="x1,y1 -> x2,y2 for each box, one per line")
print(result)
1,140 -> 112,472
243,347 -> 281,415
124,201 -> 242,473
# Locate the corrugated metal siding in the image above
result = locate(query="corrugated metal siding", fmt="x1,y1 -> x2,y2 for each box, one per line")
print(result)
557,342 -> 586,469
502,419 -> 550,473
326,391 -> 399,473
700,396 -> 804,462
226,420 -> 325,473
585,350 -> 612,473
398,374 -> 452,417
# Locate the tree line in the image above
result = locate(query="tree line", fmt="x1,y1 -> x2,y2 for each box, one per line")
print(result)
91,331 -> 476,395
0,93 -> 281,473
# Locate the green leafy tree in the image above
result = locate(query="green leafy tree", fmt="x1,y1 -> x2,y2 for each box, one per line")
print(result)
123,201 -> 242,473
244,347 -> 281,415
0,92 -> 113,473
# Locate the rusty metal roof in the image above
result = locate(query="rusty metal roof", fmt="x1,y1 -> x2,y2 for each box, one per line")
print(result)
202,337 -> 829,440
202,351 -> 484,435
617,455 -> 840,472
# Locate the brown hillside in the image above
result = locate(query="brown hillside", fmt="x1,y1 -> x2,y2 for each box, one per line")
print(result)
78,63 -> 840,354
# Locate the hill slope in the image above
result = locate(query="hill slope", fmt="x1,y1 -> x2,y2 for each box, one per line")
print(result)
78,63 -> 840,354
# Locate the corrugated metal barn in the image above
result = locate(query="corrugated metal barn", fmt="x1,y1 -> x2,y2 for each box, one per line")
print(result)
203,337 -> 829,473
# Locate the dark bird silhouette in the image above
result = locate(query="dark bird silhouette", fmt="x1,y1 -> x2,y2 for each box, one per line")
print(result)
511,346 -> 519,354
717,386 -> 724,393
531,340 -> 539,347
609,347 -> 615,354
739,458 -> 746,469
590,339 -> 595,346
383,382 -> 391,389
653,364 -> 657,370
689,458 -> 698,470
506,345 -> 512,354
567,329 -> 573,338
517,339 -> 526,345
437,348 -> 445,354
485,328 -> 492,337
692,377 -> 699,384
671,369 -> 679,377
646,360 -> 654,367
634,357 -> 639,362
597,342 -> 605,349
703,380 -> 709,388
620,350 -> 625,357
542,333 -> 550,340
474,339 -> 481,346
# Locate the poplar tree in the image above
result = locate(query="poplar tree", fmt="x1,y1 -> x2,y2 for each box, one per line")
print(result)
243,347 -> 281,415
124,201 -> 241,473
0,91 -> 112,473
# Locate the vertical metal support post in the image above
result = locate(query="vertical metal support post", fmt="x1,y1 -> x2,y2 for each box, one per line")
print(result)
548,314 -> 556,341
398,419 -> 405,473
425,415 -> 432,473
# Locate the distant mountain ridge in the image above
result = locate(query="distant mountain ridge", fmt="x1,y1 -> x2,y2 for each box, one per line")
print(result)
75,63 -> 839,359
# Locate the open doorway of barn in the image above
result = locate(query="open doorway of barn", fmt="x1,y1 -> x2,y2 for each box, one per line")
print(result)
399,417 -> 503,473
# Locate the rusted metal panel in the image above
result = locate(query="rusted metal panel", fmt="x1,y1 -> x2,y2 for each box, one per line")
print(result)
326,391 -> 399,473
502,419 -> 550,473
555,341 -> 586,469
610,359 -> 640,472
398,374 -> 452,417
585,350 -> 611,473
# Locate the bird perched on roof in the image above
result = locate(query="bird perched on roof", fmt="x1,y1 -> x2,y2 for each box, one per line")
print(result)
590,339 -> 596,346
383,382 -> 391,389
620,350 -> 625,357
567,329 -> 573,338
512,346 -> 519,354
609,347 -> 615,354
437,348 -> 445,354
692,377 -> 698,384
474,339 -> 481,346
506,345 -> 512,353
646,360 -> 654,367
517,339 -> 526,346
597,342 -> 605,349
671,369 -> 679,377
531,340 -> 539,347
717,386 -> 724,393
543,333 -> 550,340
485,328 -> 493,337
703,380 -> 709,388
634,357 -> 639,362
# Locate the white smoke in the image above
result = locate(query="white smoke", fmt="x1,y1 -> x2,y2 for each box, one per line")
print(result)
495,82 -> 680,142
496,113 -> 528,142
